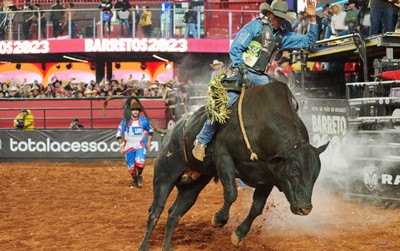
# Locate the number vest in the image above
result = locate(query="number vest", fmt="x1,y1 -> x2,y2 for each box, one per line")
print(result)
242,18 -> 283,74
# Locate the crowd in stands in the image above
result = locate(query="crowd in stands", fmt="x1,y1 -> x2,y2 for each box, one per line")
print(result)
1,0 -> 399,41
0,76 -> 190,103
291,0 -> 400,40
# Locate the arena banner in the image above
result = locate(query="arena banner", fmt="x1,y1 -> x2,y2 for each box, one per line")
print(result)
0,130 -> 162,162
0,38 -> 230,55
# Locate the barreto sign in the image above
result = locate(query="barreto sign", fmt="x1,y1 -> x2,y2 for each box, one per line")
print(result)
0,38 -> 230,55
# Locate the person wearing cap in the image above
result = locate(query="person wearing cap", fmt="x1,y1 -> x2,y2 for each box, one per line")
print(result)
7,85 -> 22,98
192,0 -> 319,162
210,59 -> 225,80
344,0 -> 359,34
321,4 -> 333,39
69,118 -> 84,129
274,56 -> 293,84
330,4 -> 348,37
116,98 -> 153,188
13,109 -> 35,130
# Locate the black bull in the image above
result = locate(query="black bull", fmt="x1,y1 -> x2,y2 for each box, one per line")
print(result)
139,82 -> 329,251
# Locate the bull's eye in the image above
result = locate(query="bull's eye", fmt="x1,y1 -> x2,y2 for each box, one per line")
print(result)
287,166 -> 298,177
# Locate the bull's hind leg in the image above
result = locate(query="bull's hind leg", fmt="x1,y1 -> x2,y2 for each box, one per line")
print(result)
231,185 -> 273,246
162,175 -> 213,251
212,156 -> 237,227
139,157 -> 182,251
139,182 -> 175,251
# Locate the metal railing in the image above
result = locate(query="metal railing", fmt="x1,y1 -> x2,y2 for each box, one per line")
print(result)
0,7 -> 260,40
0,97 -> 168,129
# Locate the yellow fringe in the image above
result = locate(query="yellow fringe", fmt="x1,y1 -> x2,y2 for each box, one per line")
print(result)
206,70 -> 231,124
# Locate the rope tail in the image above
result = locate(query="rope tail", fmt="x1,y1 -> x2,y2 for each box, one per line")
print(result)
102,94 -> 168,135
238,85 -> 258,161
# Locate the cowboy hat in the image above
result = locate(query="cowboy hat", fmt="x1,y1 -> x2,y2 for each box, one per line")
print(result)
346,0 -> 358,6
260,0 -> 295,22
210,59 -> 224,67
130,101 -> 142,111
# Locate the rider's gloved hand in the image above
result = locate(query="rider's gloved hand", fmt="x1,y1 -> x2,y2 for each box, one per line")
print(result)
237,63 -> 252,88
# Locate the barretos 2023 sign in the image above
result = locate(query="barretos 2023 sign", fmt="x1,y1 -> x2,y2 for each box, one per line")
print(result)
0,38 -> 230,55
0,130 -> 161,161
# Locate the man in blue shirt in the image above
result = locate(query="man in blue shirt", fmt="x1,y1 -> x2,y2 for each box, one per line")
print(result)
193,0 -> 319,161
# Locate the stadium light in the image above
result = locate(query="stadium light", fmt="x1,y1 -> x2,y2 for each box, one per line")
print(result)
63,55 -> 88,63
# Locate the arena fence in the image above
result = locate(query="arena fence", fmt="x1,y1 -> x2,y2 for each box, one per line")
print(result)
0,98 -> 168,129
0,129 -> 163,162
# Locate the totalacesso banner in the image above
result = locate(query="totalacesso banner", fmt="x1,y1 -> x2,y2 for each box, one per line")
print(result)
0,130 -> 161,161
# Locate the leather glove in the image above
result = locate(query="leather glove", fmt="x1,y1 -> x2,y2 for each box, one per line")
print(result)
237,63 -> 252,88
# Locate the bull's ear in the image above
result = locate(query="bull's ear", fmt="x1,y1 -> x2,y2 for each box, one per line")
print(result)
316,142 -> 329,155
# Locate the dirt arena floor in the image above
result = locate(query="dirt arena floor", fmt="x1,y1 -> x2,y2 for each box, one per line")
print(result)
1,159 -> 400,251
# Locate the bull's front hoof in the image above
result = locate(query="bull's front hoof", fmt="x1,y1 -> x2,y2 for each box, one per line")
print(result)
211,214 -> 227,227
180,174 -> 194,185
231,230 -> 244,246
138,242 -> 149,251
294,207 -> 312,216
161,246 -> 175,251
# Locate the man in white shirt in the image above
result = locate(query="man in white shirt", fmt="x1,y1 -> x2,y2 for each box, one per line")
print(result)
331,4 -> 348,36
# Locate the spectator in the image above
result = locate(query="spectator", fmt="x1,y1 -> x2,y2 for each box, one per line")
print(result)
13,109 -> 34,130
331,4 -> 348,37
394,1 -> 400,32
115,0 -> 131,37
69,118 -> 84,129
65,3 -> 76,38
21,0 -> 34,40
140,6 -> 152,37
321,4 -> 332,39
30,84 -> 41,98
183,4 -> 197,38
83,88 -> 94,98
7,85 -> 22,98
344,0 -> 359,34
49,0 -> 64,38
116,99 -> 153,188
31,3 -> 46,39
370,0 -> 394,35
292,11 -> 306,34
133,5 -> 140,37
357,0 -> 371,37
209,59 -> 224,80
98,0 -> 113,37
0,2 -> 7,40
274,57 -> 293,84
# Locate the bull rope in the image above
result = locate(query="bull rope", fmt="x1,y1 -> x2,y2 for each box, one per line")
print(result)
238,85 -> 258,161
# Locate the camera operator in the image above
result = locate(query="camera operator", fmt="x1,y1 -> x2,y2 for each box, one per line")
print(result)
69,118 -> 84,129
13,109 -> 35,130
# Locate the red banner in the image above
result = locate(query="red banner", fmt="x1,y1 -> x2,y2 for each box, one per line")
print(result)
0,38 -> 230,55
